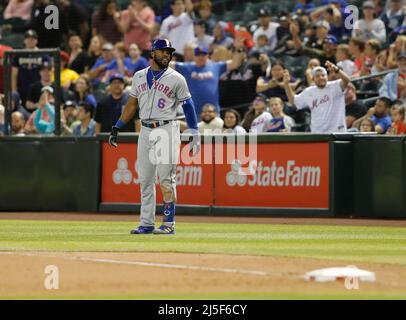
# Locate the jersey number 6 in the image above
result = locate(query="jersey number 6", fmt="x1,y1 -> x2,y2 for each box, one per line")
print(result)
157,98 -> 166,109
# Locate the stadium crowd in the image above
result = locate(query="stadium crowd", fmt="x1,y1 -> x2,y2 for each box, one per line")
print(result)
0,0 -> 406,136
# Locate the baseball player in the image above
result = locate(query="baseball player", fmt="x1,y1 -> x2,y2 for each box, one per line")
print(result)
108,39 -> 200,235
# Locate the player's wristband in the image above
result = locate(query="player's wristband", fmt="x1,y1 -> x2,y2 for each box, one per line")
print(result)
115,119 -> 126,129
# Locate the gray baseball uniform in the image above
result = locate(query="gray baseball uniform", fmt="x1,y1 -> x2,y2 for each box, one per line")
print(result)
130,67 -> 191,226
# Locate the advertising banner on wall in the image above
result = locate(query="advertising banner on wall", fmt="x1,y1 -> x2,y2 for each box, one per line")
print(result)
101,142 -> 214,206
214,143 -> 330,209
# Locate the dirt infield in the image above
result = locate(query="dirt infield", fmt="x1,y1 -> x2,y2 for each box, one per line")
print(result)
1,251 -> 406,298
1,212 -> 406,298
1,211 -> 406,227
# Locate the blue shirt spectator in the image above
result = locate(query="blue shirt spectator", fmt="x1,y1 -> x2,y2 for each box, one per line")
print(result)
73,102 -> 96,137
371,114 -> 392,133
175,60 -> 227,116
34,102 -> 55,134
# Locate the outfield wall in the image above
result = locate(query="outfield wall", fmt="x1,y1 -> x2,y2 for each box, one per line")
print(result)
0,134 -> 405,218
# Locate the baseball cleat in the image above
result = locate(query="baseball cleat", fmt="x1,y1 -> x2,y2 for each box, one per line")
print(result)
130,226 -> 154,234
153,224 -> 175,235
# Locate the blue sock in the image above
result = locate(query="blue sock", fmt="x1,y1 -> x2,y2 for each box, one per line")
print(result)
162,202 -> 175,223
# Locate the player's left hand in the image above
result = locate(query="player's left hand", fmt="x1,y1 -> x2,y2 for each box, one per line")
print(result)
109,126 -> 119,148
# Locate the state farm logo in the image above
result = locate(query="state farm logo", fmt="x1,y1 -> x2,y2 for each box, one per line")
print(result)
112,157 -> 202,186
113,158 -> 132,184
226,160 -> 321,187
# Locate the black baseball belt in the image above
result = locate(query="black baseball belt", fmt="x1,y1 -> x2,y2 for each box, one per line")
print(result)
141,120 -> 172,129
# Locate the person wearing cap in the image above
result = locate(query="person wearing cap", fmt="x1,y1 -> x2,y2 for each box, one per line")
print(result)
240,94 -> 273,133
120,0 -> 155,53
72,103 -> 96,137
25,59 -> 54,111
88,42 -> 117,86
379,52 -> 406,101
353,1 -> 386,43
29,86 -> 55,134
61,100 -> 80,135
193,19 -> 214,50
253,8 -> 280,52
310,1 -> 347,39
11,29 -> 44,106
291,22 -> 338,65
159,0 -> 195,55
169,44 -> 245,117
283,60 -> 351,133
95,73 -> 134,133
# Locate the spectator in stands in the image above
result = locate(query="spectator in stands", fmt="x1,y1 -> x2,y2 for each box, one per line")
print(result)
359,118 -> 376,132
160,0 -> 194,55
253,8 -> 279,52
293,0 -> 315,14
11,111 -> 26,136
196,0 -> 216,35
58,51 -> 80,90
92,0 -> 124,45
252,34 -> 273,55
361,39 -> 381,75
373,49 -> 389,72
61,100 -> 80,135
33,87 -> 55,134
336,44 -> 357,76
219,45 -> 262,109
67,33 -> 89,74
352,97 -> 392,133
73,75 -> 97,108
222,109 -> 246,134
256,60 -> 299,102
312,0 -> 346,39
240,94 -> 273,133
263,97 -> 295,132
103,42 -> 128,79
3,0 -> 33,21
26,59 -> 53,111
87,35 -> 104,70
348,38 -> 366,75
198,103 -> 224,133
305,58 -> 321,86
307,20 -> 331,50
120,0 -> 155,54
56,0 -> 89,45
353,1 -> 386,43
386,103 -> 406,134
380,0 -> 404,38
387,34 -> 406,68
170,45 -> 244,116
124,43 -> 149,79
11,30 -> 44,105
95,73 -> 134,133
210,45 -> 232,62
11,92 -> 30,120
88,42 -> 116,87
291,22 -> 338,65
379,52 -> 406,100
345,82 -> 367,128
284,62 -> 351,133
193,20 -> 214,50
211,21 -> 234,49
72,102 -> 96,137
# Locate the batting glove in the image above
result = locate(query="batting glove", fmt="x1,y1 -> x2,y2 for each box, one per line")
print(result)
189,132 -> 201,156
108,126 -> 119,148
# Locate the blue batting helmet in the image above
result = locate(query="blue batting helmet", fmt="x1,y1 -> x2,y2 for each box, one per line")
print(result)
151,39 -> 176,53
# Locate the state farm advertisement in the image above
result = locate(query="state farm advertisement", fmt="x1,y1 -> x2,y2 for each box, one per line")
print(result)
215,143 -> 329,209
101,142 -> 214,205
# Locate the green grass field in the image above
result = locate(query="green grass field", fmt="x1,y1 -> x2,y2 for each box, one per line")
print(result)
0,219 -> 405,264
1,219 -> 406,299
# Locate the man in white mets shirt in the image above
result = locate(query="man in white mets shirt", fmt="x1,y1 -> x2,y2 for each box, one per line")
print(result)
283,61 -> 351,133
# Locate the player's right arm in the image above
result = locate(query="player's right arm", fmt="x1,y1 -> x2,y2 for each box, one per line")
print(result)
108,96 -> 139,147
